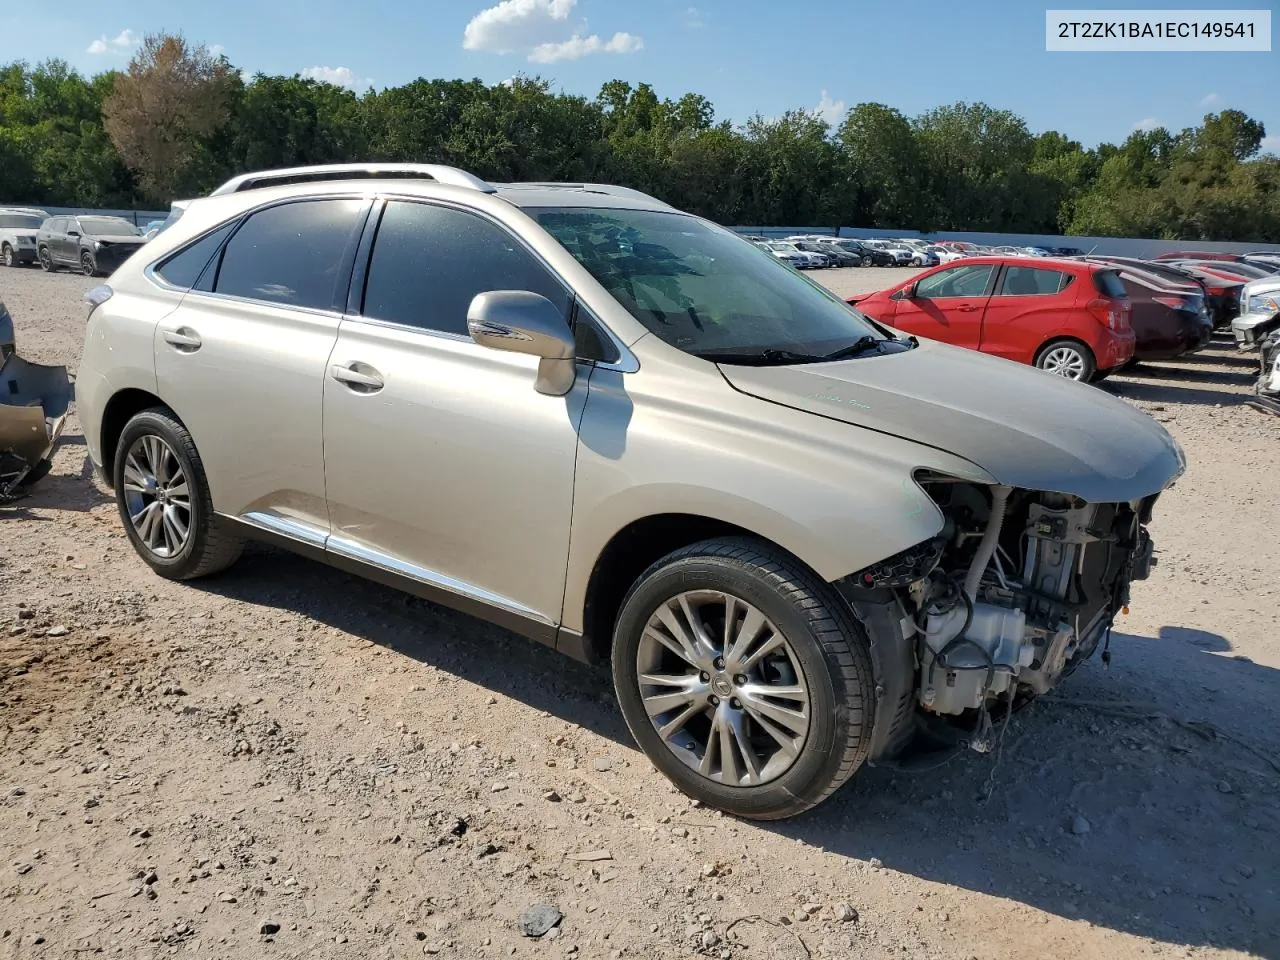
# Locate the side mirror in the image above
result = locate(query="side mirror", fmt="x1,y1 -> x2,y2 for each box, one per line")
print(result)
467,290 -> 577,396
899,283 -> 917,300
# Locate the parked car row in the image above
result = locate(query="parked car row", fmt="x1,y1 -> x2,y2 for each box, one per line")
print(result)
0,208 -> 153,277
843,249 -> 1280,383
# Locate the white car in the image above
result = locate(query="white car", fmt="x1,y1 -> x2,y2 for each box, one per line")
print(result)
0,208 -> 50,268
930,245 -> 964,264
1232,277 -> 1280,349
766,242 -> 824,269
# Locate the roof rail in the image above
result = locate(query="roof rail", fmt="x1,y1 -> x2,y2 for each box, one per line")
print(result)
208,163 -> 497,196
496,182 -> 675,208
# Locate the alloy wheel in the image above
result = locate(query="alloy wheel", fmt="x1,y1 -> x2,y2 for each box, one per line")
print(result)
1039,345 -> 1087,380
2,245 -> 13,267
121,435 -> 192,558
38,248 -> 52,271
636,590 -> 811,787
81,252 -> 96,276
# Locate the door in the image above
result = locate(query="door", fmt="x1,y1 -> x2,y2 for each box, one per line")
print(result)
55,218 -> 78,264
322,199 -> 589,632
978,264 -> 1077,362
154,197 -> 368,537
888,262 -> 996,350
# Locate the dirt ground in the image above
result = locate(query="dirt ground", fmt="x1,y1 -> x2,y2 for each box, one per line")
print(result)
2,264 -> 1278,960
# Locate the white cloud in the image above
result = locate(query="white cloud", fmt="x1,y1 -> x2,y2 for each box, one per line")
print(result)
1133,117 -> 1161,132
530,30 -> 642,62
684,6 -> 707,28
1200,92 -> 1220,106
86,28 -> 139,55
302,65 -> 373,91
464,0 -> 575,53
463,0 -> 642,62
208,43 -> 226,57
812,90 -> 847,126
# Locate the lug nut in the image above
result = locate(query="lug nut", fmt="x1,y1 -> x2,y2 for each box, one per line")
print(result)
713,658 -> 725,670
730,698 -> 741,710
733,675 -> 747,686
709,695 -> 720,706
699,672 -> 710,682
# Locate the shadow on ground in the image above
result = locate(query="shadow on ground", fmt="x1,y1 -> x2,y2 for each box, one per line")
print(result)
187,543 -> 1280,958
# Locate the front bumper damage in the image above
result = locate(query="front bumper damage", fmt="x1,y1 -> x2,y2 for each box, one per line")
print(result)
1,353 -> 73,501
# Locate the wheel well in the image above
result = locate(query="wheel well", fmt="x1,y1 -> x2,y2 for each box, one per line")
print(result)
581,514 -> 761,661
99,389 -> 168,486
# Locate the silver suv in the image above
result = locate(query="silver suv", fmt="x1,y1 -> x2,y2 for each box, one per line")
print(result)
77,164 -> 1183,819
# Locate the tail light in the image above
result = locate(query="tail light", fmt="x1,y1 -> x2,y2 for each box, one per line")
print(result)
1086,297 -> 1129,331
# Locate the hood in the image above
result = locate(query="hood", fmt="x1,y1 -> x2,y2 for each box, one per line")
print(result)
718,337 -> 1184,503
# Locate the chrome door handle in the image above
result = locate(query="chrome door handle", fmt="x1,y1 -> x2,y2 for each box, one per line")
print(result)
162,328 -> 202,351
330,363 -> 384,392
957,304 -> 980,312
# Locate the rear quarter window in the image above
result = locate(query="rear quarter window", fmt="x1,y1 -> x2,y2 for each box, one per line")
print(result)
154,222 -> 237,289
1092,269 -> 1128,298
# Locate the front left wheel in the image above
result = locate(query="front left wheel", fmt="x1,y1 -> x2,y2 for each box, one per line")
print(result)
1,244 -> 16,267
81,251 -> 98,276
611,538 -> 875,820
113,408 -> 244,580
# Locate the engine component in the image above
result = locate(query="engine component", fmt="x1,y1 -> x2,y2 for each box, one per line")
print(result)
849,537 -> 945,589
921,600 -> 1029,714
963,485 -> 1012,599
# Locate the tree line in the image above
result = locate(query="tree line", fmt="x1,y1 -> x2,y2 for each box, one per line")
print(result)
2,34 -> 1278,241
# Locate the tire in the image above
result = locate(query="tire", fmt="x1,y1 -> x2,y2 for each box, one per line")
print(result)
81,251 -> 98,277
611,537 -> 876,820
861,257 -> 871,267
112,407 -> 244,580
1,244 -> 14,267
38,246 -> 54,272
1034,338 -> 1096,382
17,457 -> 53,487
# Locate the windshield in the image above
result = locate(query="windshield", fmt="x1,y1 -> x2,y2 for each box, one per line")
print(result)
80,218 -> 139,237
531,207 -> 887,360
0,214 -> 42,229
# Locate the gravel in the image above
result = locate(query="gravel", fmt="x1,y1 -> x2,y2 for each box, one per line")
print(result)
1,265 -> 1277,959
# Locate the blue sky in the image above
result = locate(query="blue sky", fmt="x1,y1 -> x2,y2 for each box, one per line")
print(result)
3,0 -> 1277,150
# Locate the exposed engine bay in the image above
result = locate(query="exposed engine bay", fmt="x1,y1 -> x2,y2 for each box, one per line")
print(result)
842,478 -> 1159,757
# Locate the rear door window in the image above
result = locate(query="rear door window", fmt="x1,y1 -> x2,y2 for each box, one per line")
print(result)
212,199 -> 365,310
997,266 -> 1074,296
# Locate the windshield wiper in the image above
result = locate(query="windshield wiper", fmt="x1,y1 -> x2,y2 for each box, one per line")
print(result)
819,334 -> 917,361
694,348 -> 826,366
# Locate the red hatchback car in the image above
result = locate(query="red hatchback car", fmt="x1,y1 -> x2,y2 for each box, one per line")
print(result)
848,257 -> 1135,382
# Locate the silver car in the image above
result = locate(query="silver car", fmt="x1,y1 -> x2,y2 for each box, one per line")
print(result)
77,164 -> 1184,820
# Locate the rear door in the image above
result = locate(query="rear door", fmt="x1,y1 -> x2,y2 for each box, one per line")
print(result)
887,262 -> 996,350
978,264 -> 1078,363
52,218 -> 76,264
154,196 -> 369,536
